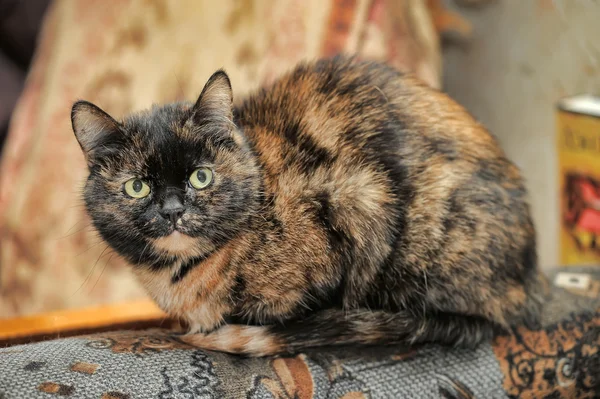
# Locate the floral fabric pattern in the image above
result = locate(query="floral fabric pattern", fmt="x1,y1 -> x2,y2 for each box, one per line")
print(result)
1,276 -> 599,398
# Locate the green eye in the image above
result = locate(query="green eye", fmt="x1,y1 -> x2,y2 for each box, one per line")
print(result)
124,178 -> 151,198
189,167 -> 213,189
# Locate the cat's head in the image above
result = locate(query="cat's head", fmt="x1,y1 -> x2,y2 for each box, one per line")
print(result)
72,71 -> 261,266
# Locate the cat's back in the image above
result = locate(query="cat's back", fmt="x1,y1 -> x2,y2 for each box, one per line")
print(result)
232,57 -> 539,323
235,56 -> 503,180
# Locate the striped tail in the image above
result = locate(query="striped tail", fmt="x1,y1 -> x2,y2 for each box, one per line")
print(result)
180,309 -> 499,357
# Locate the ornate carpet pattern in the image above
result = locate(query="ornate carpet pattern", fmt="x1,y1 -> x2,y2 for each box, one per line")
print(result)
1,273 -> 599,398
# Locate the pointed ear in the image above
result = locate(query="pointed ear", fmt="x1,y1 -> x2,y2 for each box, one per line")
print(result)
71,101 -> 123,166
189,70 -> 234,130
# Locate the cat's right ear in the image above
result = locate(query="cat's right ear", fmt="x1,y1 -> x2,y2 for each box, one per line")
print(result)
71,101 -> 123,167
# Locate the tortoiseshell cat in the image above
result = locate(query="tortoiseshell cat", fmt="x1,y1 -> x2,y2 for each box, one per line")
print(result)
72,56 -> 546,356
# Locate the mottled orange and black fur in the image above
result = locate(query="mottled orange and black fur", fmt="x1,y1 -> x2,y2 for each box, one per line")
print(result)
72,56 -> 546,356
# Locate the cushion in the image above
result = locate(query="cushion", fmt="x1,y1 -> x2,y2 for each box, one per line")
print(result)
1,270 -> 599,398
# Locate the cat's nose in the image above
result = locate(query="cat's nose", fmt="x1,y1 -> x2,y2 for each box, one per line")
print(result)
160,195 -> 184,224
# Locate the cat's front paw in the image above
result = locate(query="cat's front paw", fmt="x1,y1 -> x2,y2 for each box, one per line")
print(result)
180,325 -> 285,357
182,305 -> 230,334
168,319 -> 188,335
186,320 -> 223,335
184,310 -> 227,334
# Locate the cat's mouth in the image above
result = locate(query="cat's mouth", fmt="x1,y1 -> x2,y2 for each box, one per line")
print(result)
169,219 -> 190,235
153,230 -> 198,254
168,229 -> 185,237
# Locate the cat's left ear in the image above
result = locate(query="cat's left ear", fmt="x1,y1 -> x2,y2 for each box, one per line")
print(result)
189,70 -> 234,131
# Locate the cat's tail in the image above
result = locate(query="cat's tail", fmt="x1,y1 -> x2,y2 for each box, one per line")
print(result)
180,309 -> 500,357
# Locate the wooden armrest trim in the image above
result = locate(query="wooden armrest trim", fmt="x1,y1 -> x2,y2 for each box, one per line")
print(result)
0,300 -> 172,346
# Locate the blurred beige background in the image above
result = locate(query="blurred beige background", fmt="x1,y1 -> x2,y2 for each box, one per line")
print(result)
443,0 -> 600,269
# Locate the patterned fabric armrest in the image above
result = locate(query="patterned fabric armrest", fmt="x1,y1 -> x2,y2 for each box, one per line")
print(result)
1,271 -> 599,398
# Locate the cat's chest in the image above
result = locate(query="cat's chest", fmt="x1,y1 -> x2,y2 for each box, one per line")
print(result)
134,266 -> 200,312
132,257 -> 234,333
